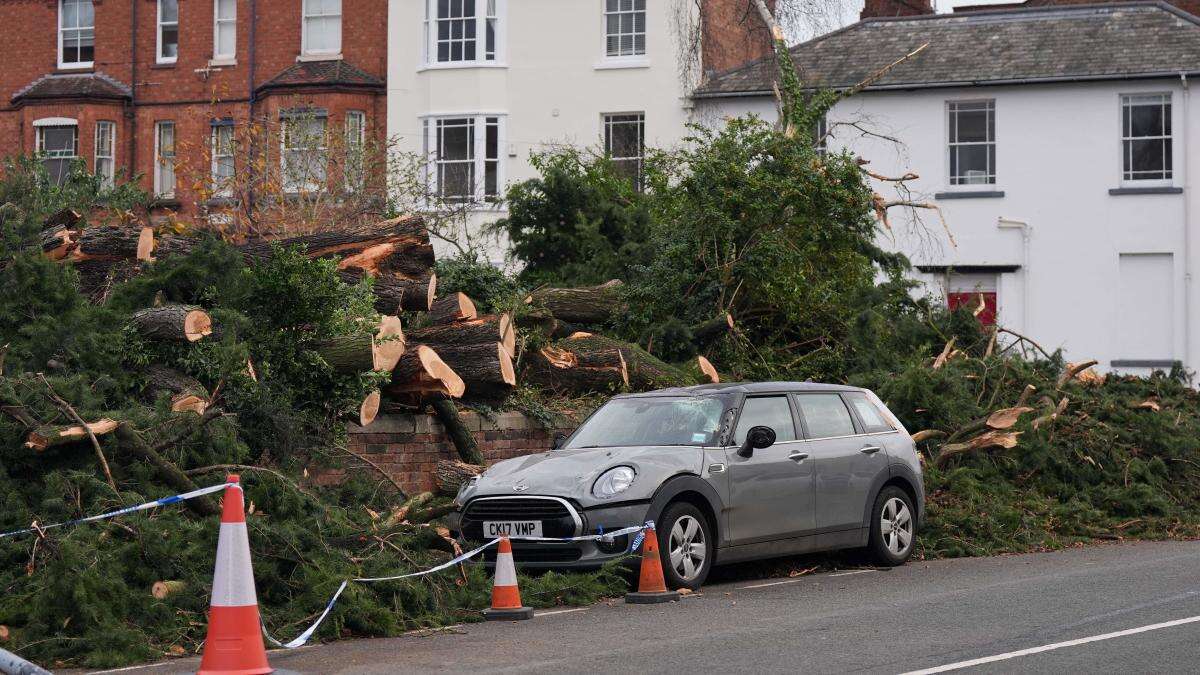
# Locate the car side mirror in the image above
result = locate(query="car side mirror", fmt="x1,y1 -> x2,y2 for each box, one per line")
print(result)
550,433 -> 567,450
737,425 -> 776,458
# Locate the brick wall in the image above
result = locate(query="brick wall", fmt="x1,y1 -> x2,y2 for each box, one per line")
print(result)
324,412 -> 576,496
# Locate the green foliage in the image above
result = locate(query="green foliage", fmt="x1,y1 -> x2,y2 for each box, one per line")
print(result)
491,149 -> 653,285
434,251 -> 523,314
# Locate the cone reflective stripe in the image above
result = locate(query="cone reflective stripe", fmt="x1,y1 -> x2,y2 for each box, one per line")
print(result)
199,475 -> 273,675
482,537 -> 533,620
625,525 -> 680,604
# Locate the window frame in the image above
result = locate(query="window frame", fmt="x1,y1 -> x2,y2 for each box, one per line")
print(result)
94,120 -> 115,188
344,110 -> 366,192
423,0 -> 506,68
792,392 -> 860,441
421,113 -> 505,207
842,392 -> 895,435
602,111 -> 645,190
157,0 -> 179,65
153,121 -> 176,198
1120,92 -> 1173,187
35,120 -> 80,186
58,0 -> 95,70
213,0 -> 237,62
210,120 -> 235,198
732,395 -> 800,446
280,110 -> 329,194
301,0 -> 343,57
946,99 -> 996,188
602,0 -> 647,62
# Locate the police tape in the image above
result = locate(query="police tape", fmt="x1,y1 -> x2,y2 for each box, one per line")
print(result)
263,522 -> 652,649
0,482 -> 237,540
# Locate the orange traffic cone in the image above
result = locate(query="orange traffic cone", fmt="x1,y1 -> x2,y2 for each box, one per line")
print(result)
625,525 -> 680,604
482,537 -> 534,620
199,475 -> 273,675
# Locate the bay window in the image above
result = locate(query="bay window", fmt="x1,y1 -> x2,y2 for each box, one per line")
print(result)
281,111 -> 328,193
94,121 -> 115,187
59,0 -> 95,68
36,121 -> 79,186
211,122 -> 235,197
423,115 -> 502,203
302,0 -> 342,56
345,111 -> 366,191
425,0 -> 503,65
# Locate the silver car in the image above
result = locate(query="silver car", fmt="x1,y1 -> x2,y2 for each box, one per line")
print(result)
449,382 -> 924,589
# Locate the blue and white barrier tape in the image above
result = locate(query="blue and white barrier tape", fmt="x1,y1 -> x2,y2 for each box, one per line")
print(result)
0,482 -> 237,540
265,522 -> 653,649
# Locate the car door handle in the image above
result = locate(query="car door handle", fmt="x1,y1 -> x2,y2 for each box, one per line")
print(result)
860,445 -> 882,455
788,452 -> 809,463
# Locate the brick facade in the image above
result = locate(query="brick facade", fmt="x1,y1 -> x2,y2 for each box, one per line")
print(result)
326,412 -> 576,496
0,0 -> 386,221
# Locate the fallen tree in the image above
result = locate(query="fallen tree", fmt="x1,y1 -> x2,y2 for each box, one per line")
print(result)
524,279 -> 625,325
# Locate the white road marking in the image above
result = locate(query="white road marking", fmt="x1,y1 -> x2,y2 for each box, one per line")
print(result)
537,607 -> 590,617
829,569 -> 876,577
740,578 -> 807,590
899,614 -> 1200,675
88,662 -> 177,674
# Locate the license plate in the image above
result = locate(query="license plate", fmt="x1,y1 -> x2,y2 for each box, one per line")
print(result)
484,520 -> 543,538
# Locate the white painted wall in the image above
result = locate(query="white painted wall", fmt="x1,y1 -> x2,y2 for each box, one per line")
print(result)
697,79 -> 1198,376
388,0 -> 700,261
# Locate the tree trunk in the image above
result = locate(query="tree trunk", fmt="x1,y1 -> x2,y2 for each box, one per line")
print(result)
434,458 -> 485,495
358,389 -> 381,427
315,332 -> 403,373
114,422 -> 219,517
430,401 -> 485,465
389,345 -> 466,399
428,292 -> 478,324
70,225 -> 154,262
524,343 -> 629,395
40,226 -> 76,260
143,365 -> 210,414
342,270 -> 437,313
560,333 -> 687,390
25,419 -> 119,451
407,314 -> 515,355
43,207 -> 83,231
692,313 -> 735,346
424,342 -> 516,397
238,215 -> 433,268
524,279 -> 626,324
131,305 -> 213,343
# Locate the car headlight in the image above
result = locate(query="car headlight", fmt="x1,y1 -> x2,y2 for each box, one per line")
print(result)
592,466 -> 636,499
454,476 -> 480,506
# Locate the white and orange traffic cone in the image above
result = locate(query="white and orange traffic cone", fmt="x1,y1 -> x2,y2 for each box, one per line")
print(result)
625,525 -> 680,604
482,537 -> 534,621
198,475 -> 273,675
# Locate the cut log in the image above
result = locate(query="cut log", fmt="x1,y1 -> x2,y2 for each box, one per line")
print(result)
40,226 -> 77,260
407,315 -> 514,354
376,315 -> 406,368
428,292 -> 478,324
434,459 -> 485,496
697,356 -> 720,384
692,312 -> 736,345
562,333 -> 687,390
359,390 -> 381,427
425,342 -> 516,396
25,419 -> 119,451
70,225 -> 155,262
131,305 -> 213,342
498,313 -> 515,355
143,365 -> 210,415
524,279 -> 626,325
390,345 -> 466,398
43,207 -> 83,231
342,271 -> 437,312
524,343 -> 628,395
151,580 -> 187,600
315,332 -> 403,373
137,226 -> 155,261
238,215 -> 433,268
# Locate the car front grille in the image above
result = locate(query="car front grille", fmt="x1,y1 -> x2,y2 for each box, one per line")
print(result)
461,497 -> 580,542
483,541 -> 583,564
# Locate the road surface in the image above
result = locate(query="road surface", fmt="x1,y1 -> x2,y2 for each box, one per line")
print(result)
86,539 -> 1200,674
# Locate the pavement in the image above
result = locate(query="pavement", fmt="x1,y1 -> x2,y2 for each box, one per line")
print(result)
82,539 -> 1200,674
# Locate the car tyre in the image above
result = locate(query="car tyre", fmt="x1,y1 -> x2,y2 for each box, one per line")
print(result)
868,486 -> 916,566
656,501 -> 713,590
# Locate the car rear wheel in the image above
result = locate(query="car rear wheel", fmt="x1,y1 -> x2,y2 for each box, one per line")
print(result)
657,502 -> 713,590
868,486 -> 916,566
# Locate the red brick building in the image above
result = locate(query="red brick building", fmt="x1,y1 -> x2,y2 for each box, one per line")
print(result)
0,0 -> 386,220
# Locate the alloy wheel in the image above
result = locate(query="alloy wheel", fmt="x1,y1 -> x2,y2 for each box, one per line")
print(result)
668,515 -> 706,582
879,497 -> 913,555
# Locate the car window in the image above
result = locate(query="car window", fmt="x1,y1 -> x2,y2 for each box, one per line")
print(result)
845,392 -> 894,433
734,396 -> 797,445
564,396 -> 729,448
795,393 -> 856,439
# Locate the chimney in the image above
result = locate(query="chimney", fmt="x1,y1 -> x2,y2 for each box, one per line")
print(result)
701,0 -> 777,75
861,0 -> 935,20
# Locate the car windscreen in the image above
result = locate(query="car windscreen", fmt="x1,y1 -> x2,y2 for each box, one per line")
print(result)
564,396 -> 730,449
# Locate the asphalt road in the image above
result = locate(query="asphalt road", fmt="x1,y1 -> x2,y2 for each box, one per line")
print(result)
85,540 -> 1200,674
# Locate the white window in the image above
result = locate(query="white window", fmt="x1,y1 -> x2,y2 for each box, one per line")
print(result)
211,122 -> 235,197
605,0 -> 645,58
154,121 -> 176,198
344,111 -> 366,191
36,123 -> 79,186
281,111 -> 328,193
1122,93 -> 1172,183
302,0 -> 342,56
213,0 -> 237,61
426,0 -> 502,65
157,0 -> 179,63
59,0 -> 95,68
948,100 -> 995,186
422,115 -> 502,203
94,120 -> 115,187
813,115 -> 828,155
603,112 -> 644,188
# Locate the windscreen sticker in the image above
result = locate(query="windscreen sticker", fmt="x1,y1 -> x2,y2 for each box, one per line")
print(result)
692,432 -> 707,443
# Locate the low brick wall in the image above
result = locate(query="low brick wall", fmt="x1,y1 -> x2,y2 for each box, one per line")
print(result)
322,411 -> 573,495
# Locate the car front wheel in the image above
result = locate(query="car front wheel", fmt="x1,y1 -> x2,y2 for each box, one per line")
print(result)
656,502 -> 713,590
868,486 -> 916,565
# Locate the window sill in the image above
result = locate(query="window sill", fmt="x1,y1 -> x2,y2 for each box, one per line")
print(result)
297,53 -> 343,62
594,58 -> 650,70
417,62 -> 507,72
204,197 -> 238,207
208,58 -> 237,67
150,198 -> 181,209
150,62 -> 176,70
1108,186 -> 1182,196
934,190 -> 1005,200
56,63 -> 94,72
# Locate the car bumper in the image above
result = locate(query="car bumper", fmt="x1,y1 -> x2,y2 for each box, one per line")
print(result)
452,499 -> 651,570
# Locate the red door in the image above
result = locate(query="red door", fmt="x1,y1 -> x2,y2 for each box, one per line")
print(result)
948,291 -> 997,327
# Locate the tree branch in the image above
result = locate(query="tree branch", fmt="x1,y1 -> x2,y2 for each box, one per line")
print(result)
37,373 -> 118,492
